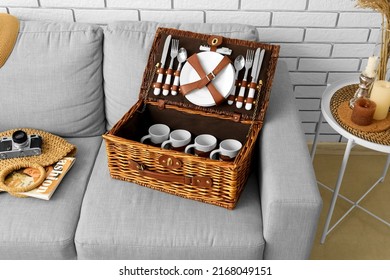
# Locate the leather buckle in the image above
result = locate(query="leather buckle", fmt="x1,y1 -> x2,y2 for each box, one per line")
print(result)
206,71 -> 216,82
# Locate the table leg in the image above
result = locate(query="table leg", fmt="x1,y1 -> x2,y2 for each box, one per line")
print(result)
310,112 -> 323,162
380,154 -> 390,183
320,138 -> 355,244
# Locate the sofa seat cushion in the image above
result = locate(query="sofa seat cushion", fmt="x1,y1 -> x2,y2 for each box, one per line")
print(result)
75,143 -> 264,260
0,21 -> 105,137
103,21 -> 258,130
0,136 -> 102,260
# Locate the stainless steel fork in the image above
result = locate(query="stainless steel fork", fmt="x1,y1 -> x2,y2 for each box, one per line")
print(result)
236,49 -> 254,109
162,39 -> 179,96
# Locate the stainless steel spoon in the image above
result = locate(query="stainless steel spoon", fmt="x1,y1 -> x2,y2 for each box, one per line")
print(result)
228,55 -> 245,105
171,47 -> 187,96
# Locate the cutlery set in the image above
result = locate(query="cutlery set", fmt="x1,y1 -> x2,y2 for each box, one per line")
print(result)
154,35 -> 266,111
244,48 -> 265,110
229,48 -> 265,110
154,36 -> 185,97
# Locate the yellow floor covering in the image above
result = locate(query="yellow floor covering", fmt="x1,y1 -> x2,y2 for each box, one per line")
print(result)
311,153 -> 390,259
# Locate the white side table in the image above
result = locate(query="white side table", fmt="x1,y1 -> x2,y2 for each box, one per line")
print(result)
310,79 -> 390,244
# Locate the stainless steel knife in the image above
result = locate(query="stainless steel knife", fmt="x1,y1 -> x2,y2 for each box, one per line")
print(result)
153,35 -> 172,95
245,48 -> 265,110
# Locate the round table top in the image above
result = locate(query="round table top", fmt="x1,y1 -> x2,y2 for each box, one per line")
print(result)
321,79 -> 390,154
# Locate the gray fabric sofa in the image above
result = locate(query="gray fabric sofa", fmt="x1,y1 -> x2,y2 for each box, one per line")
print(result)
0,20 -> 322,260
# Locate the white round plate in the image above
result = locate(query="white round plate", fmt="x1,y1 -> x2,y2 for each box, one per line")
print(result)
180,51 -> 234,107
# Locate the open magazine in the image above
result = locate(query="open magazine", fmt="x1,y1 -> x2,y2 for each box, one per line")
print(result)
0,157 -> 75,200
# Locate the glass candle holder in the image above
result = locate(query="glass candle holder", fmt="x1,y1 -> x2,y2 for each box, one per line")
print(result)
349,73 -> 375,108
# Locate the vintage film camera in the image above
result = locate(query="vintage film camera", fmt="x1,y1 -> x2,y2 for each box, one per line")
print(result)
0,130 -> 42,159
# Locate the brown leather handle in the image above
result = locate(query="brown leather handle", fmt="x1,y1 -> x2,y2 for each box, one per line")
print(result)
128,159 -> 213,188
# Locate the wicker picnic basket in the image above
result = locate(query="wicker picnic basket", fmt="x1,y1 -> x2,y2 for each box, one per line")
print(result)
103,27 -> 279,209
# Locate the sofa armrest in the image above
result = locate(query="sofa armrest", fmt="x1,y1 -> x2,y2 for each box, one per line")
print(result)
258,61 -> 322,259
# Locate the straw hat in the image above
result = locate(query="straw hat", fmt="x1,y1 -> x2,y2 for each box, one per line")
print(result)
0,13 -> 19,68
0,128 -> 77,197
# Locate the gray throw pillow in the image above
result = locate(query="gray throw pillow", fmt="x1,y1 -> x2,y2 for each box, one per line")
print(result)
0,21 -> 105,137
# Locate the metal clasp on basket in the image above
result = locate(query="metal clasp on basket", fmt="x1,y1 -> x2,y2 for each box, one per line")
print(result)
159,155 -> 182,169
128,159 -> 145,172
136,163 -> 145,171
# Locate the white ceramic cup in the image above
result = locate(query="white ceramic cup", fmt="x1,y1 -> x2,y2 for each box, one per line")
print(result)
140,124 -> 170,145
161,129 -> 192,151
210,139 -> 242,161
184,134 -> 217,157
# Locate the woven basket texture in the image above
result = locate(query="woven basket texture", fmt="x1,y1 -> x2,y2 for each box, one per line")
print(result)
104,99 -> 261,209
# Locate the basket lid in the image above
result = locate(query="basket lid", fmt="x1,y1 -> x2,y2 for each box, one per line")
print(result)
139,27 -> 279,122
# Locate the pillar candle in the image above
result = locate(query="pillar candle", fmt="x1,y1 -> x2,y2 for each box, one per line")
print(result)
351,98 -> 376,126
364,56 -> 378,78
370,80 -> 390,120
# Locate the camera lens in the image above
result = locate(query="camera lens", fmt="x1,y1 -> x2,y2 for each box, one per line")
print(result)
12,130 -> 28,145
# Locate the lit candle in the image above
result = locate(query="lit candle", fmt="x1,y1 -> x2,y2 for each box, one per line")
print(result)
351,98 -> 376,126
364,56 -> 378,78
370,80 -> 390,120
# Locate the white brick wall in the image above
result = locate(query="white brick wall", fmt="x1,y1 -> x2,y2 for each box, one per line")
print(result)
307,0 -> 357,11
332,44 -> 376,57
369,29 -> 380,42
75,9 -> 138,24
174,0 -> 238,10
298,58 -> 360,71
241,0 -> 307,11
273,12 -> 338,27
107,0 -> 171,9
0,0 -> 37,7
0,0 -> 381,142
40,0 -> 105,8
338,12 -> 381,27
9,7 -> 73,21
140,10 -> 203,23
280,43 -> 331,57
257,28 -> 304,42
206,11 -> 270,26
305,28 -> 370,42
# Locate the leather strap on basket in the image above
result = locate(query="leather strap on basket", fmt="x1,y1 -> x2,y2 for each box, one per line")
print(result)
180,54 -> 231,105
207,36 -> 223,52
128,159 -> 213,188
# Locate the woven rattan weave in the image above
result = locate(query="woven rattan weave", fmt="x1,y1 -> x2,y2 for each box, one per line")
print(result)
330,84 -> 390,145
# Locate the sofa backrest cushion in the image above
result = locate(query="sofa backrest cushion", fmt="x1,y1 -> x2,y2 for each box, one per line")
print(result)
0,21 -> 105,137
103,21 -> 258,130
